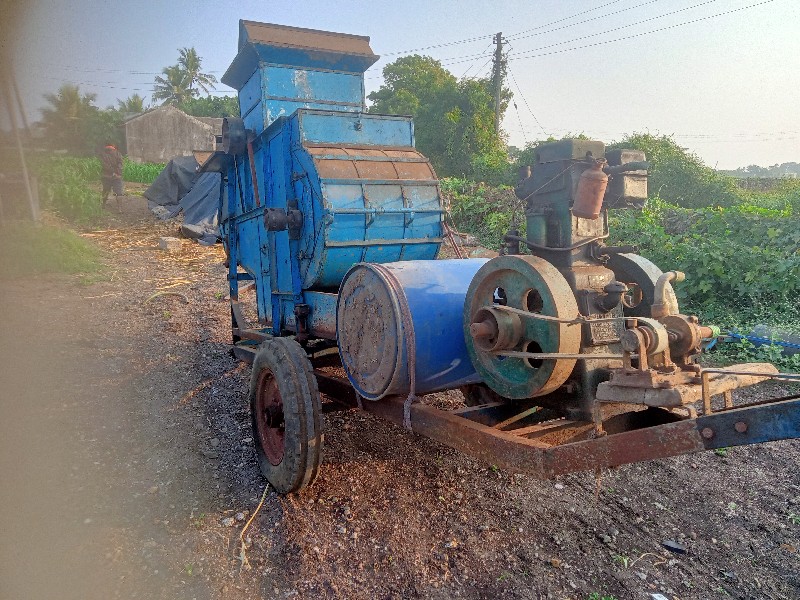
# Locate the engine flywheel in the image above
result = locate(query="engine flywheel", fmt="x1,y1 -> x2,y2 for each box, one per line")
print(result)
463,255 -> 581,399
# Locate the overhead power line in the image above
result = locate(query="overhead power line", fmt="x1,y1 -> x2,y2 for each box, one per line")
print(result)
507,0 -> 721,58
380,34 -> 495,58
506,0 -> 662,42
373,0 -> 737,73
428,0 -> 774,70
459,41 -> 495,79
376,0 -> 630,63
506,66 -> 548,139
509,0 -> 626,38
506,0 -> 775,63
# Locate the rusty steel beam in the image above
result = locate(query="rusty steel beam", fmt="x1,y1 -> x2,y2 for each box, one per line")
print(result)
344,385 -> 800,478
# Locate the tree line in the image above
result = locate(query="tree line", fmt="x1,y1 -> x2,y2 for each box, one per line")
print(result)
38,47 -> 239,156
34,46 -> 787,209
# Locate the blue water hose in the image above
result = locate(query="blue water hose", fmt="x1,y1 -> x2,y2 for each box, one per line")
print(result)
725,331 -> 800,352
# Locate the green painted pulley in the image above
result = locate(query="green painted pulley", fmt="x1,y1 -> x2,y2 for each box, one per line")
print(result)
463,255 -> 581,399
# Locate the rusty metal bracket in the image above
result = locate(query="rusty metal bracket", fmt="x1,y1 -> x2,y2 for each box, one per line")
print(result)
700,368 -> 800,415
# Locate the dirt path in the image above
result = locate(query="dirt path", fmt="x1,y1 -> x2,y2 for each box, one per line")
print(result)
1,198 -> 798,600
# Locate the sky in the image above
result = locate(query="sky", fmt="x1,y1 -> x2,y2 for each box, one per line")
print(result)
3,0 -> 799,169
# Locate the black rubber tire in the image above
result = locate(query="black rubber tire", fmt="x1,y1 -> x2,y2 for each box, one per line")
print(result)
249,337 -> 323,494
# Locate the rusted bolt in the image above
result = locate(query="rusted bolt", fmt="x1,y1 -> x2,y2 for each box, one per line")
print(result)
734,421 -> 748,433
701,427 -> 714,440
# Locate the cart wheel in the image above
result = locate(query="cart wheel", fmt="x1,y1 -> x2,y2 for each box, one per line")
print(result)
249,337 -> 323,494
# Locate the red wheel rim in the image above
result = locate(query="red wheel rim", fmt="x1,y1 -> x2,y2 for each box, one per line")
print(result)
255,370 -> 285,465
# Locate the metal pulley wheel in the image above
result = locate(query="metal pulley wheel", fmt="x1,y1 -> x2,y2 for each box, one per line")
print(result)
463,255 -> 581,399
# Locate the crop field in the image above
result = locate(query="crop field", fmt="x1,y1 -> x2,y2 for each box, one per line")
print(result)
34,156 -> 164,221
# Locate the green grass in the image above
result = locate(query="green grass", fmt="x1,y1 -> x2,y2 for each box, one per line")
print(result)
587,593 -> 618,600
0,223 -> 104,279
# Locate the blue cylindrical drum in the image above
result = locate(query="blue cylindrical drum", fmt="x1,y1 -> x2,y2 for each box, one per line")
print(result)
336,259 -> 489,400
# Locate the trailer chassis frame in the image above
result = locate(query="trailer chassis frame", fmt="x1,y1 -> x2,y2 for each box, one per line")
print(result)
233,335 -> 800,478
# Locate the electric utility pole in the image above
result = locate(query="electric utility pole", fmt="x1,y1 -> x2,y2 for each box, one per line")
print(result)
492,32 -> 504,135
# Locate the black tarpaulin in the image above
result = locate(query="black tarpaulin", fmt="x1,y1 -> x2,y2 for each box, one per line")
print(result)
144,156 -> 221,245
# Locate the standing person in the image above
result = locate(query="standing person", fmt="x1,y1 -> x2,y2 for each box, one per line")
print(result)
99,143 -> 124,207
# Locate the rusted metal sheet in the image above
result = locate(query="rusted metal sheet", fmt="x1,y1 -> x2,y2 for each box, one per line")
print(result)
239,20 -> 378,59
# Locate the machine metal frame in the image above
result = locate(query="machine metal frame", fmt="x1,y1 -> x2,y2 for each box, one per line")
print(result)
231,334 -> 800,478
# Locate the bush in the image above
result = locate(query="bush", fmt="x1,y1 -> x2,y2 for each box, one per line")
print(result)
441,177 -> 522,249
609,197 -> 800,329
608,133 -> 742,208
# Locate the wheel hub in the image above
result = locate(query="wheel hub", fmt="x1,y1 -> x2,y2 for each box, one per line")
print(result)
255,372 -> 285,465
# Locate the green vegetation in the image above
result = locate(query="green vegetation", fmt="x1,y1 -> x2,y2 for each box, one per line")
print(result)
587,593 -> 618,600
368,55 -> 510,182
612,554 -> 631,569
117,93 -> 148,114
35,156 -> 163,221
37,157 -> 103,221
123,159 -> 165,184
608,133 -> 742,208
39,48 -> 235,158
40,85 -> 124,155
178,95 -> 239,118
443,178 -> 522,249
153,47 -> 217,104
0,223 -> 103,279
609,198 -> 799,323
721,162 -> 800,178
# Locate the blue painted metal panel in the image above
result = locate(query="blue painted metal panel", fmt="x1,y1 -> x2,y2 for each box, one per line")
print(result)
284,291 -> 338,339
239,71 -> 262,118
265,65 -> 363,105
264,99 -> 361,127
298,110 -> 415,147
243,102 -> 266,135
222,21 -> 378,91
337,260 -> 490,400
253,44 -> 376,77
696,396 -> 800,449
223,108 -> 442,335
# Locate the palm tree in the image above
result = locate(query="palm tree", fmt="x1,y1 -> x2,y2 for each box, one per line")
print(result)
152,65 -> 194,105
178,47 -> 217,94
40,84 -> 99,154
117,93 -> 147,114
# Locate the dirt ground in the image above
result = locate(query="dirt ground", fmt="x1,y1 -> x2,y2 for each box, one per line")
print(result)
1,195 -> 798,600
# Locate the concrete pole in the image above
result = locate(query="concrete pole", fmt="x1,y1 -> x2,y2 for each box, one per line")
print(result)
492,32 -> 503,135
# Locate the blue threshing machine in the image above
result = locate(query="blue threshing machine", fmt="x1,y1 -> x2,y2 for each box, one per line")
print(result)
204,21 -> 800,493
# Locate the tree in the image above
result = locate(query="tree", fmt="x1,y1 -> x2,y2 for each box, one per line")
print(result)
178,47 -> 217,94
608,133 -> 741,208
153,64 -> 195,105
178,95 -> 239,118
117,93 -> 147,114
368,55 -> 510,181
40,84 -> 102,155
